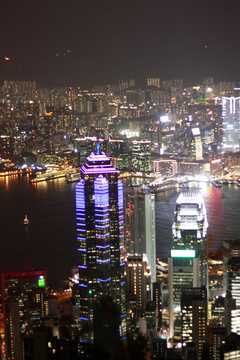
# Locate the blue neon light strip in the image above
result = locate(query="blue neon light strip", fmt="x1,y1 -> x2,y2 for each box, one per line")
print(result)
97,278 -> 111,282
121,314 -> 126,318
95,219 -> 109,223
95,225 -> 109,229
118,180 -> 124,207
75,179 -> 85,210
77,237 -> 86,241
96,233 -> 110,237
119,246 -> 124,249
79,283 -> 88,287
96,259 -> 111,263
78,265 -> 87,269
80,317 -> 89,321
120,281 -> 125,285
96,245 -> 110,249
120,263 -> 125,266
78,248 -> 87,252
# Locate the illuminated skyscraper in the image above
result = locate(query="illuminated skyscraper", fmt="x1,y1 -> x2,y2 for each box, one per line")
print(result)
172,191 -> 208,286
125,254 -> 151,313
75,151 -> 126,342
190,127 -> 203,160
172,191 -> 208,249
222,96 -> 240,151
168,249 -> 200,339
124,188 -> 156,283
169,191 -> 209,340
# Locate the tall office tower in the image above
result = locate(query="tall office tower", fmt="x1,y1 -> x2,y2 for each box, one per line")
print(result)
168,249 -> 200,340
130,140 -> 152,172
172,191 -> 208,287
124,186 -> 140,254
190,127 -> 203,160
75,151 -> 126,342
125,254 -> 151,315
138,191 -> 156,283
1,270 -> 46,360
124,187 -> 156,283
223,240 -> 240,294
222,96 -> 240,151
181,287 -> 208,360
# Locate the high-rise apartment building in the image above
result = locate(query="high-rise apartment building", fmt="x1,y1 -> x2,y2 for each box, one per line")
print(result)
147,78 -> 161,88
222,96 -> 240,151
75,151 -> 126,342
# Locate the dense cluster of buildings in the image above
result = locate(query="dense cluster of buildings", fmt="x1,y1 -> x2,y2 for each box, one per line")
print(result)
1,78 -> 240,359
0,77 -> 240,174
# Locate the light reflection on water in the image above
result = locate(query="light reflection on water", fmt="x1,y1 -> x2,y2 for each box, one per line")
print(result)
1,175 -> 240,286
156,181 -> 240,261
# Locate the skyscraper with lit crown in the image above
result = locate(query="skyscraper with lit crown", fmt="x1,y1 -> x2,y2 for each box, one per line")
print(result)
172,191 -> 208,287
75,150 -> 126,342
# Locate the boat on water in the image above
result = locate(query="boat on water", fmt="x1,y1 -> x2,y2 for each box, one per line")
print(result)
24,215 -> 29,225
65,172 -> 81,183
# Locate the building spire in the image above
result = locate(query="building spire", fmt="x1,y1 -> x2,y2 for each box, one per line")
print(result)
96,129 -> 100,154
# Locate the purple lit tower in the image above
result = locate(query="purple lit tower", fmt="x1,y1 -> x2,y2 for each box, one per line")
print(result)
75,151 -> 126,342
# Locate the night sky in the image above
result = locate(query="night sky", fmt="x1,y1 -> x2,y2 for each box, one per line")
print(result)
1,0 -> 240,88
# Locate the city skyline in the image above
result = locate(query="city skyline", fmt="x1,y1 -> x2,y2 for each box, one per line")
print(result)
1,0 -> 240,88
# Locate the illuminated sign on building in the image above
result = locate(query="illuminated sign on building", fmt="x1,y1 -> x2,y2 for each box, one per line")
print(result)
38,276 -> 45,287
171,249 -> 196,258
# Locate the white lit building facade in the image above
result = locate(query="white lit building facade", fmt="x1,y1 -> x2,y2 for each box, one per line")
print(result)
222,96 -> 240,151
